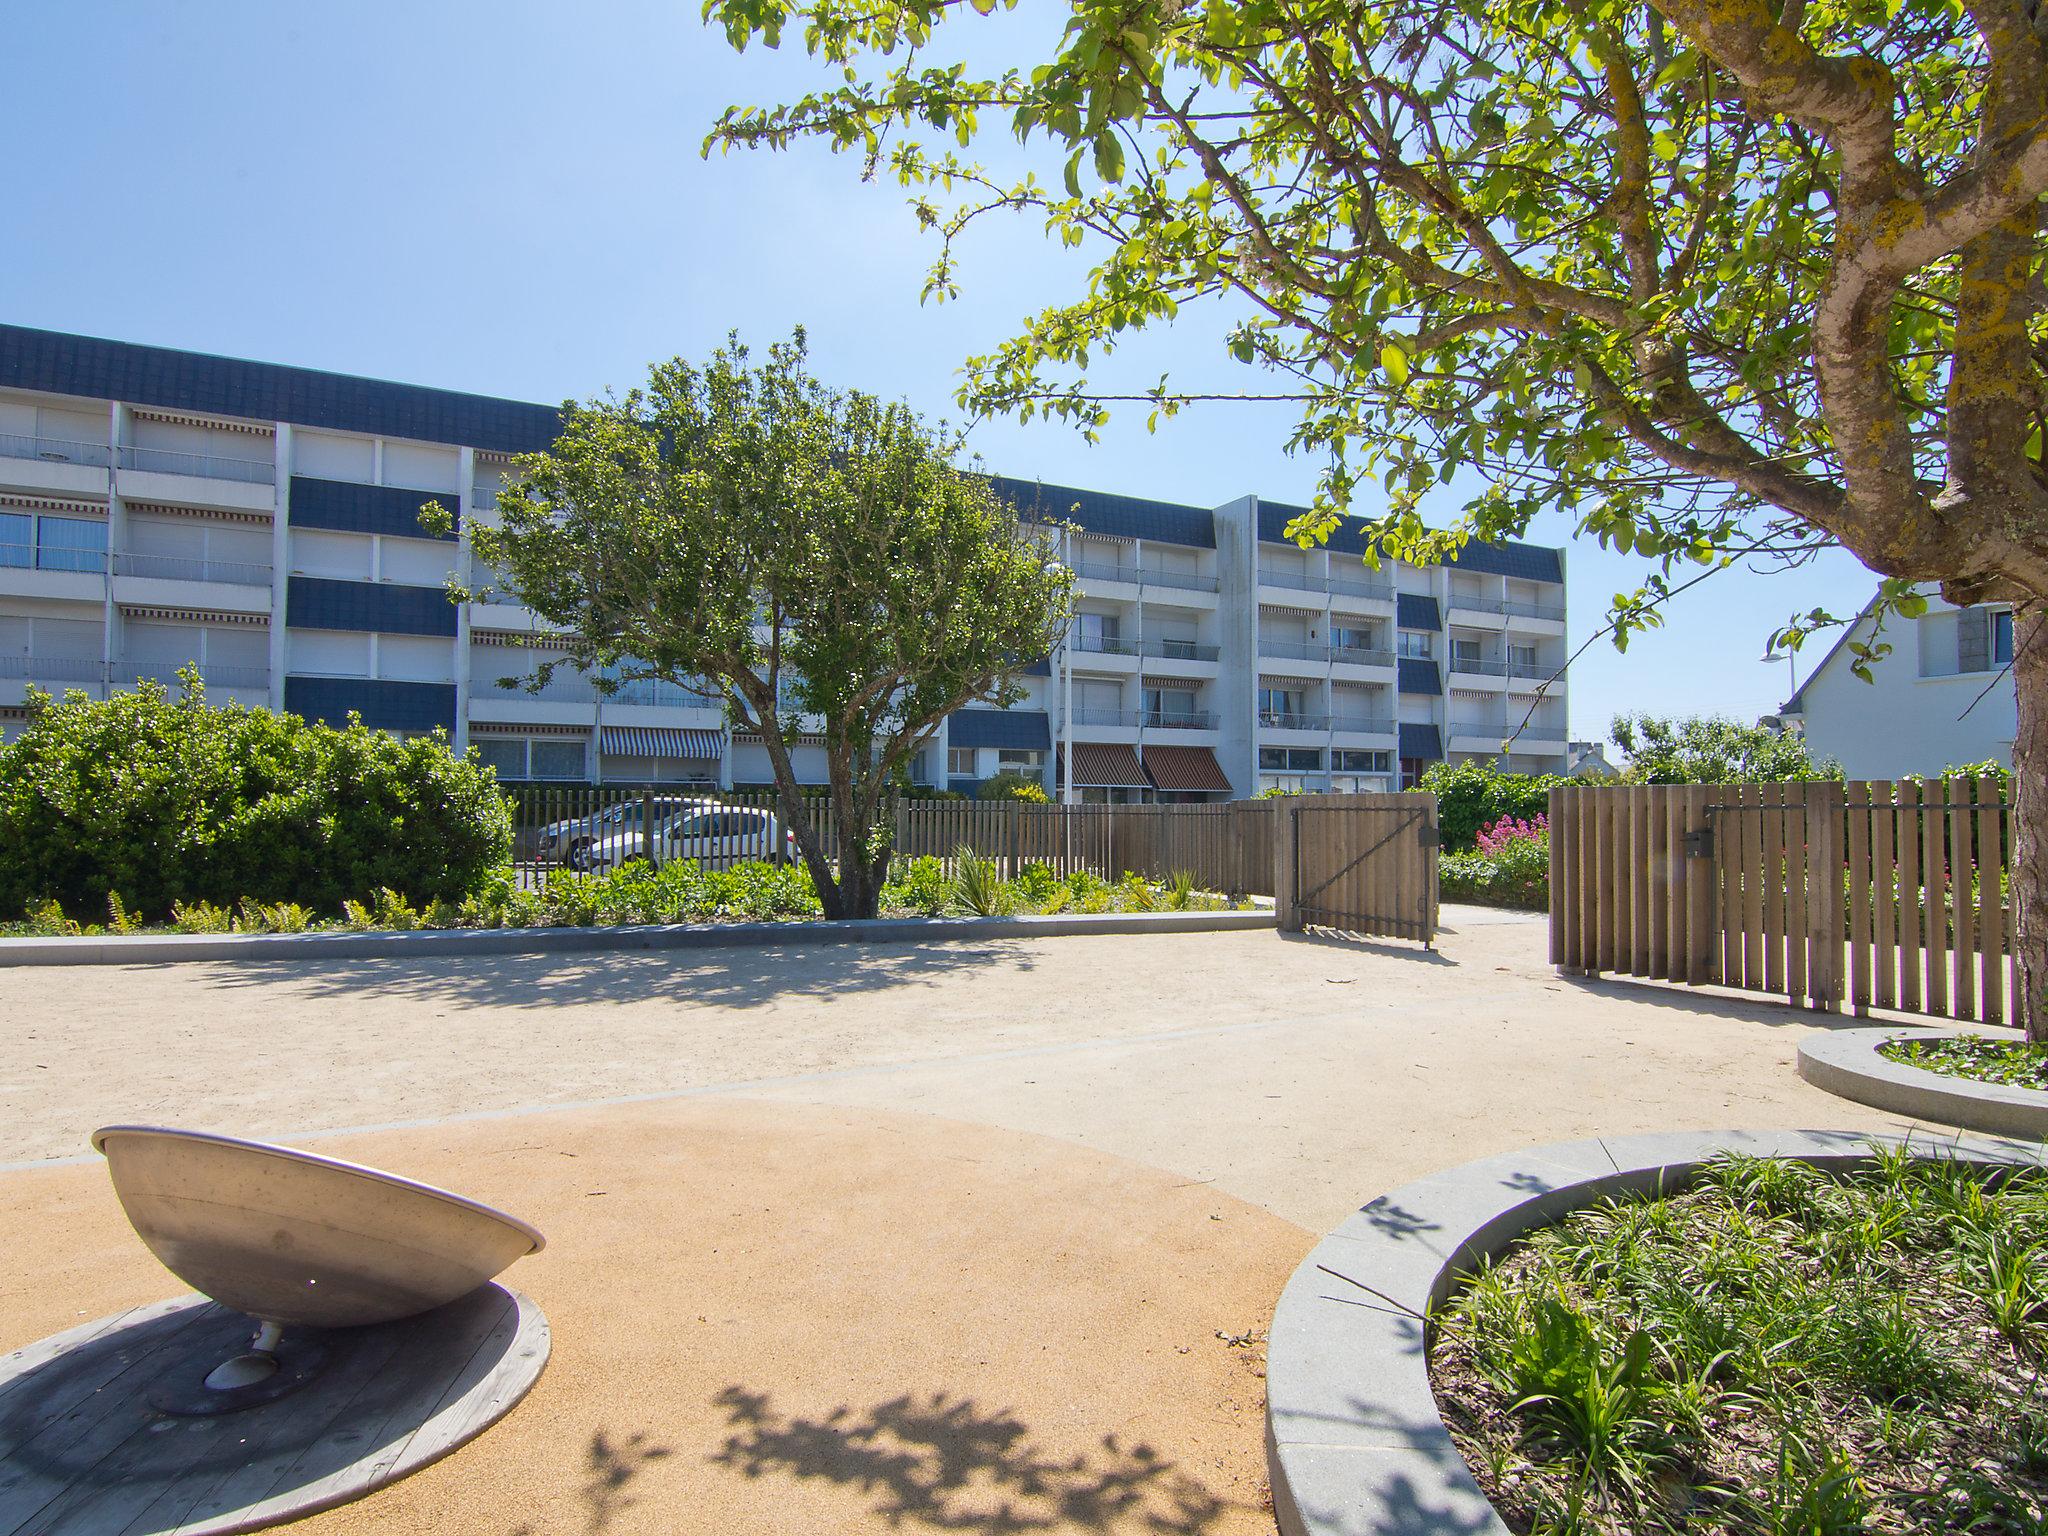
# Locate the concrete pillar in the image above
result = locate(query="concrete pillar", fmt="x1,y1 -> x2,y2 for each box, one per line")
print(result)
269,426 -> 291,712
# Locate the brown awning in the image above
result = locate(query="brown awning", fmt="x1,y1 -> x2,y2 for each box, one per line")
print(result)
1064,741 -> 1149,788
1142,744 -> 1231,793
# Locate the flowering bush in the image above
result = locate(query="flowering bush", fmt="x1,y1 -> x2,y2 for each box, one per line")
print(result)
1440,812 -> 1550,910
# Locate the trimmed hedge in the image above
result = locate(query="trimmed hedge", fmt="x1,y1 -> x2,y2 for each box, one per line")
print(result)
1413,759 -> 1569,851
0,678 -> 511,920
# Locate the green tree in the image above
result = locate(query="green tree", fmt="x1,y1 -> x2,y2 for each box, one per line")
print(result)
704,0 -> 2048,1036
1611,714 -> 1843,784
436,331 -> 1071,920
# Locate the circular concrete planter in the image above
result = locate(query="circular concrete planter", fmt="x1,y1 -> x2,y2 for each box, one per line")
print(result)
1264,1129 -> 2047,1536
1798,1025 -> 2048,1140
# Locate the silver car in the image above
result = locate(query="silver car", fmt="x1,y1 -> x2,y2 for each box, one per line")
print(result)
535,797 -> 692,871
584,800 -> 799,872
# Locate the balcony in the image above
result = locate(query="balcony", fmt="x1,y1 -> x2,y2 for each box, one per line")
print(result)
1260,710 -> 1330,732
1256,563 -> 1321,592
1330,644 -> 1395,669
1449,656 -> 1508,678
1330,714 -> 1397,736
1069,633 -> 1140,657
117,443 -> 275,485
1259,637 -> 1329,663
118,661 -> 269,692
1506,658 -> 1559,686
1142,636 -> 1220,663
1446,591 -> 1506,616
1143,710 -> 1214,730
1328,572 -> 1396,601
1070,557 -> 1219,595
114,552 -> 272,588
0,655 -> 109,692
1504,597 -> 1567,622
613,678 -> 719,709
0,432 -> 111,469
1070,708 -> 1142,728
1070,557 -> 1137,586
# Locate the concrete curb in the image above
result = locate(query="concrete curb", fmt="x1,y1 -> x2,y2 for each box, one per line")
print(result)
1264,1127 -> 2048,1536
0,906 -> 1276,968
1798,1024 -> 2048,1139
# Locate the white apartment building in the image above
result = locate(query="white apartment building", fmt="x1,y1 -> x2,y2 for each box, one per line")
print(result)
1776,586 -> 2018,777
0,326 -> 1571,800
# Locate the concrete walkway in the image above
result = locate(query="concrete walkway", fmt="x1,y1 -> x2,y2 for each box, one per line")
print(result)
0,909 -> 1912,1535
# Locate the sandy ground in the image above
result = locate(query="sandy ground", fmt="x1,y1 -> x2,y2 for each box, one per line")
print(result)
0,909 -> 1918,1534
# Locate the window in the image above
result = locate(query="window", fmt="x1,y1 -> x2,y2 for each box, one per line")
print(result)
1074,612 -> 1122,650
1451,635 -> 1484,664
1145,686 -> 1200,723
1994,609 -> 2014,666
1400,756 -> 1428,790
0,511 -> 28,568
530,739 -> 586,780
1508,643 -> 1539,670
1334,749 -> 1390,774
947,746 -> 977,777
474,738 -> 524,780
997,748 -> 1044,770
1258,686 -> 1303,724
1331,624 -> 1377,654
35,515 -> 106,573
1259,746 -> 1322,771
1397,630 -> 1434,658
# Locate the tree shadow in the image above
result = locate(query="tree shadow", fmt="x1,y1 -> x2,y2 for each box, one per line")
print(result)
504,1428 -> 675,1535
706,1385 -> 1241,1533
195,937 -> 1039,1013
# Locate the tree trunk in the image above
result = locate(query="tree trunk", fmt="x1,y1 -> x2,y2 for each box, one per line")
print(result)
2014,609 -> 2048,1044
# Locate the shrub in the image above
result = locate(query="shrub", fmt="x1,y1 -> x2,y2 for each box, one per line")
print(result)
1413,759 -> 1567,851
0,676 -> 512,919
977,770 -> 1049,803
1440,812 -> 1550,910
950,845 -> 1015,916
887,854 -> 952,915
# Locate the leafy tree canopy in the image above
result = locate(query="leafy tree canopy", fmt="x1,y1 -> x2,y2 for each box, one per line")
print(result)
432,331 -> 1072,919
1611,712 -> 1843,783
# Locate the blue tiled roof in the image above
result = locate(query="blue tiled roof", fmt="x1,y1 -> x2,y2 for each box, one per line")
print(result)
290,476 -> 458,542
284,676 -> 457,734
1399,722 -> 1442,760
1397,657 -> 1441,695
1396,593 -> 1440,630
990,475 -> 1214,549
287,577 -> 459,637
0,324 -> 561,454
1259,500 -> 1563,584
948,707 -> 1051,750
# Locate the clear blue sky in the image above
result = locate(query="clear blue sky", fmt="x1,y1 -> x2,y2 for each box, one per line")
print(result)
4,1 -> 1878,746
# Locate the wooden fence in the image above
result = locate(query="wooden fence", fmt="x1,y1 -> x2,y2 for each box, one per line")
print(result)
1550,776 -> 2016,1023
507,784 -> 1275,897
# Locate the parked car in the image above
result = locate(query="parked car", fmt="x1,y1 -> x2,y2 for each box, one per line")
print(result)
582,800 -> 800,872
534,797 -> 693,871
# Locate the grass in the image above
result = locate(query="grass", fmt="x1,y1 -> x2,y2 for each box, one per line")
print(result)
1881,1034 -> 2048,1094
0,856 -> 1241,936
1430,1147 -> 2048,1535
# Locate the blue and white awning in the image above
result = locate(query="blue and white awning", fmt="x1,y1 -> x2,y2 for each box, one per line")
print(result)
599,726 -> 724,760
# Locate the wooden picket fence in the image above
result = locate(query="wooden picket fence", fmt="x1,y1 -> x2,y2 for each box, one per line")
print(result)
507,784 -> 1275,897
1549,776 -> 2017,1023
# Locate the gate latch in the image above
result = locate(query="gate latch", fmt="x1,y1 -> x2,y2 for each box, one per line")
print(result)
1683,828 -> 1714,858
1418,824 -> 1441,849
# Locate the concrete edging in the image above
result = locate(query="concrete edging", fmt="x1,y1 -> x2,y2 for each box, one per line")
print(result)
1264,1127 -> 2048,1536
0,906 -> 1276,967
1798,1024 -> 2048,1139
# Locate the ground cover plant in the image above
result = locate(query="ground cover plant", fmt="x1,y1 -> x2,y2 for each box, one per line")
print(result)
0,854 -> 1236,936
1431,1148 -> 2048,1534
1882,1034 -> 2048,1094
1439,813 -> 1550,911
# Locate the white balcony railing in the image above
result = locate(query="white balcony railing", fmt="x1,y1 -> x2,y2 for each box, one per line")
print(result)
119,661 -> 269,691
1143,637 -> 1220,662
114,552 -> 273,587
1330,645 -> 1395,668
1331,714 -> 1397,735
1446,591 -> 1506,615
1068,557 -> 1219,594
1329,572 -> 1397,600
0,542 -> 105,574
1259,638 -> 1329,662
1260,710 -> 1331,731
1449,655 -> 1508,677
1504,598 -> 1568,622
0,433 -> 111,470
117,443 -> 275,485
1257,563 -> 1320,591
1070,708 -> 1141,728
0,654 -> 107,685
1069,632 -> 1139,656
1143,710 -> 1213,730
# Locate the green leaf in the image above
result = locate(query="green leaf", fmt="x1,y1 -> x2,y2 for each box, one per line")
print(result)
1380,343 -> 1409,386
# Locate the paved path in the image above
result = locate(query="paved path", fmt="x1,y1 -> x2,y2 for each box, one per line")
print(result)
0,910 -> 1912,1535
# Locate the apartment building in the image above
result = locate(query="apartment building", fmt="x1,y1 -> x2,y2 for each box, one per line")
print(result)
1776,585 -> 2017,777
0,325 -> 1570,800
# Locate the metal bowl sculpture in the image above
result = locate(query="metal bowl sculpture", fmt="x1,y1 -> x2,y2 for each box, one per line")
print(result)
93,1124 -> 545,1410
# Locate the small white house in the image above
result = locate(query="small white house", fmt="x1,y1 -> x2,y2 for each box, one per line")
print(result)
1776,586 -> 2016,777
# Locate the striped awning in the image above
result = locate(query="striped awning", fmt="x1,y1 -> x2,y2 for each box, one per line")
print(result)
1064,741 -> 1149,788
599,726 -> 724,760
1142,744 -> 1231,793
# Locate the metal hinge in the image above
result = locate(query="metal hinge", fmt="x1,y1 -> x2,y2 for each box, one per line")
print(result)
1683,828 -> 1714,858
1418,824 -> 1441,849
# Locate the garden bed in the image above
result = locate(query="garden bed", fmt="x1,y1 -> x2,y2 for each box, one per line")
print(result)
1432,1150 -> 2048,1534
1263,1130 -> 2048,1536
1798,1026 -> 2048,1140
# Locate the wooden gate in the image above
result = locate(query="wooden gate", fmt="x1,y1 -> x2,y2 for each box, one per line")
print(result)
1549,782 -> 1845,1011
1275,791 -> 1440,944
